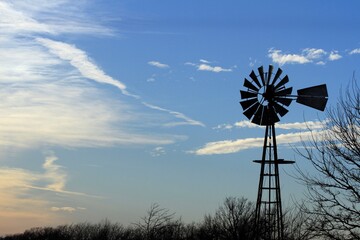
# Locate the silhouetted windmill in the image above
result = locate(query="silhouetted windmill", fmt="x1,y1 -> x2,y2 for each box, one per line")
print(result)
239,65 -> 328,240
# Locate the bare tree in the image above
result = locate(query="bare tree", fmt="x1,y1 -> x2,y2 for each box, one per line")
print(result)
135,203 -> 182,240
211,197 -> 254,240
296,79 -> 360,239
282,204 -> 315,240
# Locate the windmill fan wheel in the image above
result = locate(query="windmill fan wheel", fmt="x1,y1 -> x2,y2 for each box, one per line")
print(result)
240,65 -> 293,126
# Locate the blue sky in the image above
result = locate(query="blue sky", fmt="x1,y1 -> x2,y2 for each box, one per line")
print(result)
0,0 -> 360,234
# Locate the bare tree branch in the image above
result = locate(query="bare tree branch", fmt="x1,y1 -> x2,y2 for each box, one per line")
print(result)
296,77 -> 360,239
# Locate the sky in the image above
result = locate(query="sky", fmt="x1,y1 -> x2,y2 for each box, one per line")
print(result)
0,0 -> 360,235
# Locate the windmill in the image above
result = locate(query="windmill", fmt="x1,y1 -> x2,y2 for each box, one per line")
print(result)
239,65 -> 328,240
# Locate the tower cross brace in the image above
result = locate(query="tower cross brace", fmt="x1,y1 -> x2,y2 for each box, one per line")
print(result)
253,124 -> 294,240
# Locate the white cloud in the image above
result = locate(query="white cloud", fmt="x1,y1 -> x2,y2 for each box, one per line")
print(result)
275,121 -> 325,130
269,47 -> 360,64
203,120 -> 326,155
199,59 -> 211,63
193,137 -> 263,155
50,206 -> 85,213
248,57 -> 258,67
151,146 -> 166,157
316,61 -> 326,65
185,62 -> 197,66
192,130 -> 323,155
216,120 -> 325,131
268,48 -> 329,66
328,51 -> 342,61
148,61 -> 170,69
234,121 -> 260,129
268,49 -> 311,65
349,48 -> 360,55
51,207 -> 76,213
198,64 -> 232,73
186,61 -> 232,73
303,48 -> 327,60
213,123 -> 234,130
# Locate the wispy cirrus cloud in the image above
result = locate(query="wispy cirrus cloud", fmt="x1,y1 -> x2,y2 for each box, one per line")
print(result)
0,0 -> 112,36
0,0 -> 202,150
148,61 -> 170,69
37,38 -> 201,129
26,153 -> 99,197
142,102 -> 205,127
0,0 -> 208,234
0,152 -> 89,233
268,48 -> 344,66
37,38 -> 135,98
0,71 -> 174,149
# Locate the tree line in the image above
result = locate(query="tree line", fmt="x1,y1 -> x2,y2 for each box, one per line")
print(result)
1,197 -> 311,240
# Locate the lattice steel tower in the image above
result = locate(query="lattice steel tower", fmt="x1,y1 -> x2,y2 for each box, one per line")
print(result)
239,65 -> 328,240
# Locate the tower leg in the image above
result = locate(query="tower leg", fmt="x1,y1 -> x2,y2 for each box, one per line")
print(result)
254,124 -> 284,240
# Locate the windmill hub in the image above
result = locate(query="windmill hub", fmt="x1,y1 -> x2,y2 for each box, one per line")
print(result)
263,85 -> 275,103
256,85 -> 273,106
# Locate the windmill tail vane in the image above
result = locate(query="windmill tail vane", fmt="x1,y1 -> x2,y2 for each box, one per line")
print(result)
239,65 -> 328,239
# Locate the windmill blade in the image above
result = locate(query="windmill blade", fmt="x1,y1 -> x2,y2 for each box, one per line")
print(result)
274,75 -> 289,90
240,98 -> 258,111
244,78 -> 259,92
296,84 -> 328,111
273,102 -> 289,117
271,67 -> 283,86
275,97 -> 292,106
267,65 -> 273,85
275,87 -> 293,96
240,90 -> 257,99
249,70 -> 262,88
251,105 -> 265,125
258,66 -> 265,85
243,102 -> 260,120
265,106 -> 280,124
